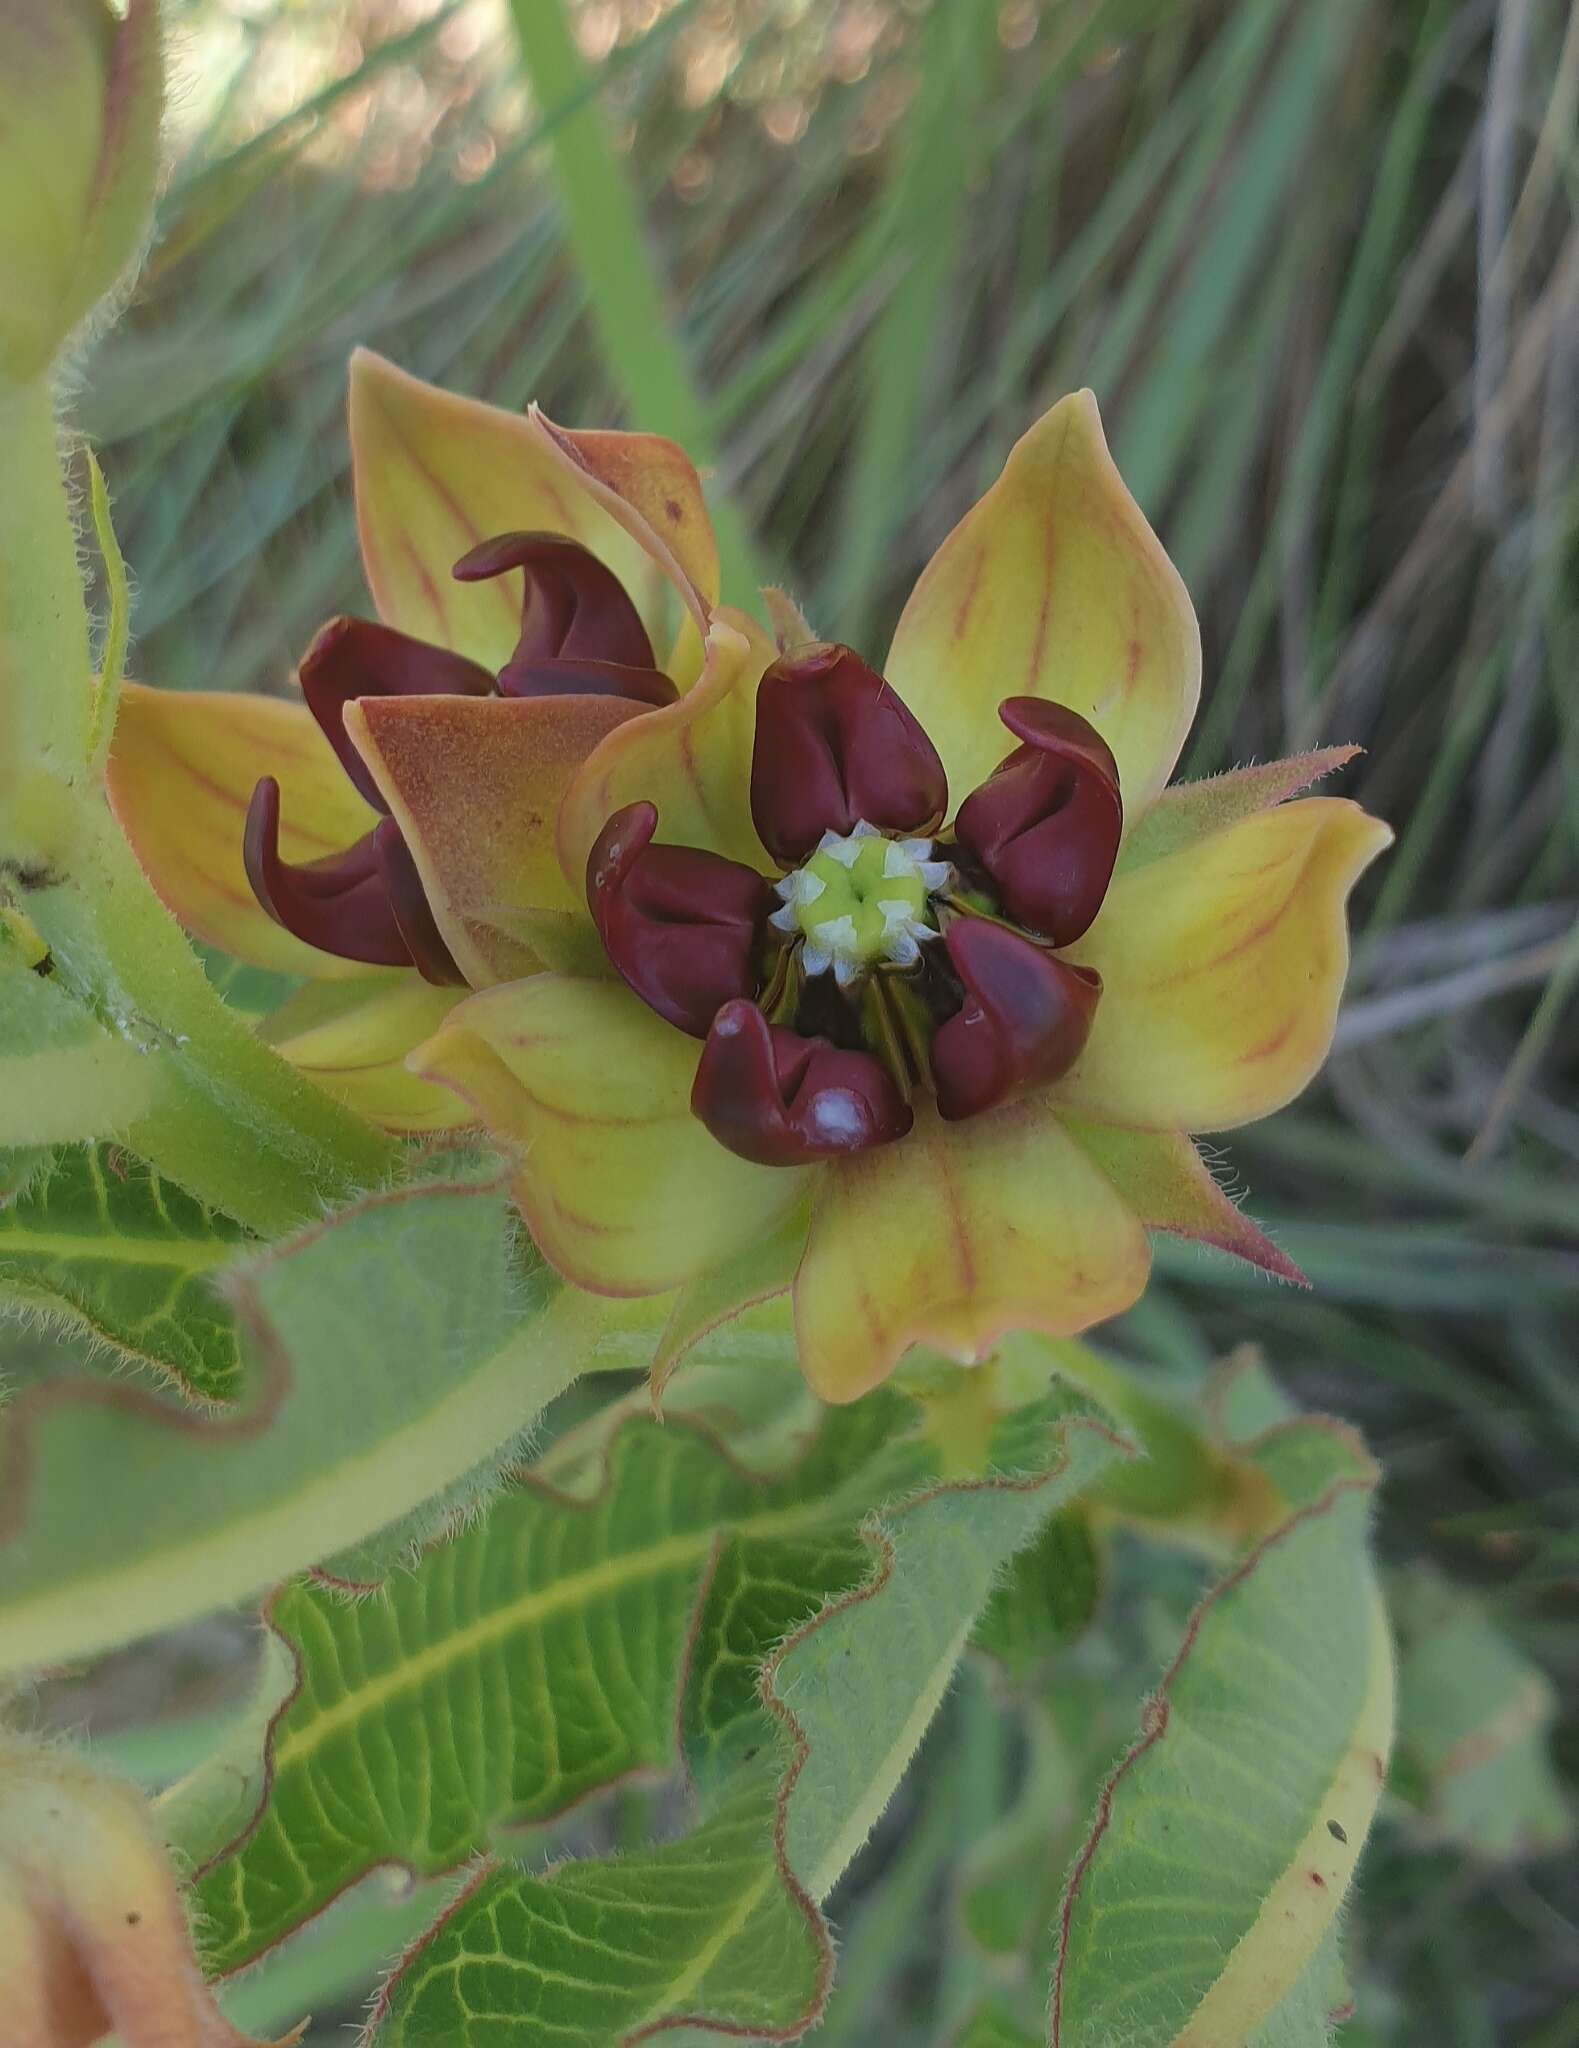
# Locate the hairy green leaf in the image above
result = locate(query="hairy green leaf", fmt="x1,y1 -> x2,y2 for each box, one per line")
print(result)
0,1144 -> 246,1401
0,960 -> 151,1145
0,1175 -> 614,1675
373,1387 -> 1127,2044
187,1389 -> 925,1973
0,1146 -> 52,1203
1052,1417 -> 1390,2048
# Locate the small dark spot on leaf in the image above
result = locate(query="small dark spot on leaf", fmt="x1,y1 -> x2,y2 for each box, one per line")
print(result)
30,950 -> 53,976
1309,1870 -> 1327,1889
0,858 -> 59,892
741,1746 -> 759,1763
125,1910 -> 141,1925
664,498 -> 683,524
1327,1818 -> 1348,1843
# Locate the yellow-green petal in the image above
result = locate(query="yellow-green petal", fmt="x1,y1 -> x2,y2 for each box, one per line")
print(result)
1059,797 -> 1393,1132
106,682 -> 383,981
410,976 -> 810,1297
794,1097 -> 1150,1404
348,350 -> 713,672
884,389 -> 1199,821
260,978 -> 470,1135
557,612 -> 774,887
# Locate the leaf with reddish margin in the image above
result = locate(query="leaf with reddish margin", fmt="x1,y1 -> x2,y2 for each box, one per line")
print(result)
1052,1413 -> 1390,2048
369,1384 -> 1127,2046
0,1144 -> 246,1404
177,1387 -> 928,1978
0,1171 -> 613,1678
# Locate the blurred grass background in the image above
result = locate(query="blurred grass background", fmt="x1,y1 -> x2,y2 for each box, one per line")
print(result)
62,0 -> 1579,2039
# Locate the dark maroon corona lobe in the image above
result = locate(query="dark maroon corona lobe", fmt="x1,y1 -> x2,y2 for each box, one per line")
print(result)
951,697 -> 1122,944
243,777 -> 462,985
931,916 -> 1100,1122
692,999 -> 914,1166
589,803 -> 774,1039
298,617 -> 492,810
750,643 -> 947,865
243,533 -> 678,976
452,530 -> 677,702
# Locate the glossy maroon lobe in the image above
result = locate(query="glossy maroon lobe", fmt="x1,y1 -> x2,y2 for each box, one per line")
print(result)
243,777 -> 462,984
951,698 -> 1122,944
452,531 -> 675,705
692,999 -> 914,1166
588,803 -> 774,1039
298,617 -> 492,811
931,914 -> 1101,1122
750,643 -> 948,865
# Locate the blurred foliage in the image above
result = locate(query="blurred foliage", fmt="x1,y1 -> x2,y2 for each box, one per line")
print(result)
24,0 -> 1578,2040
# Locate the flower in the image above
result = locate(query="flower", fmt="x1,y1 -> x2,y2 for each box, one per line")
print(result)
407,391 -> 1391,1402
106,350 -> 726,1132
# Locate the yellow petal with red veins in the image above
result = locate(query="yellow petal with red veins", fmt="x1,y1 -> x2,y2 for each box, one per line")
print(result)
0,1733 -> 301,2048
794,1098 -> 1150,1405
344,690 -> 643,986
1062,1119 -> 1306,1284
1059,797 -> 1393,1132
410,976 -> 810,1296
260,977 -> 470,1134
348,349 -> 712,673
106,681 -> 383,980
557,611 -> 774,887
884,389 -> 1199,820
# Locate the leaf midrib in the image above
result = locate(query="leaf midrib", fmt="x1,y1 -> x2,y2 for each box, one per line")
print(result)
0,1229 -> 233,1273
271,1475 -> 898,1779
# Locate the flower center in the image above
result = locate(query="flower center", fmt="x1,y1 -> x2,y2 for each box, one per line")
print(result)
769,822 -> 953,987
